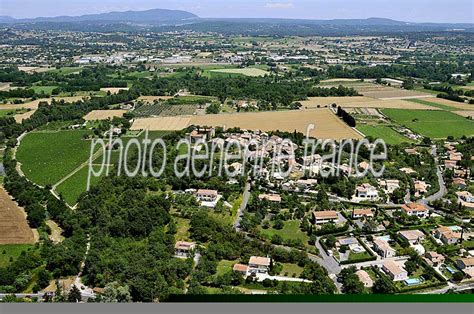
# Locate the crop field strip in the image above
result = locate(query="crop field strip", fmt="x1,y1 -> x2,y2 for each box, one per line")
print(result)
131,108 -> 362,140
381,108 -> 474,139
134,102 -> 197,117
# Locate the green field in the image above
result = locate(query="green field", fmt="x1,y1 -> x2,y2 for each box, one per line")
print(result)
0,244 -> 34,268
382,109 -> 474,138
0,109 -> 22,117
53,130 -> 169,205
16,130 -> 93,186
30,85 -> 58,95
55,165 -> 110,206
357,124 -> 411,144
259,220 -> 308,243
47,67 -> 83,75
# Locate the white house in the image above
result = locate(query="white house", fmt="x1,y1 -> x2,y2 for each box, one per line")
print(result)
354,183 -> 379,200
373,239 -> 396,258
402,203 -> 429,218
248,256 -> 271,275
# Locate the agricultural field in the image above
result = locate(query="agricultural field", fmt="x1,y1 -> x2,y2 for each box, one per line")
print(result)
16,130 -> 94,186
406,98 -> 459,111
55,165 -> 110,206
54,130 -> 169,206
46,66 -> 83,75
131,108 -> 362,140
453,110 -> 474,118
134,103 -> 197,117
99,87 -> 129,94
0,244 -> 35,268
382,109 -> 474,138
0,187 -> 36,245
0,108 -> 24,117
208,67 -> 269,77
0,96 -> 85,110
14,110 -> 35,123
137,95 -> 174,103
357,124 -> 411,145
421,97 -> 474,111
354,84 -> 431,99
83,109 -> 127,120
300,96 -> 433,110
30,85 -> 58,95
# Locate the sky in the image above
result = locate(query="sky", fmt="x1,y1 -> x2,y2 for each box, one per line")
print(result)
0,0 -> 473,23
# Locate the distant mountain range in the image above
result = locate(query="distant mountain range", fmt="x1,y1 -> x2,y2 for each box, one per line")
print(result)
1,8 -> 472,34
0,8 -> 199,24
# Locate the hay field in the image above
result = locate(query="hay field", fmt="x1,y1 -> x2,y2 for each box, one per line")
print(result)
453,111 -> 474,118
0,82 -> 12,91
100,87 -> 129,94
300,96 -> 434,110
354,85 -> 430,99
422,97 -> 474,110
14,110 -> 35,123
137,95 -> 174,103
83,110 -> 127,121
209,68 -> 269,77
0,187 -> 36,244
132,109 -> 361,140
131,116 -> 192,131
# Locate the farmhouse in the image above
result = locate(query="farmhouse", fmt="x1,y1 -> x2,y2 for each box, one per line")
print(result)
373,238 -> 396,258
233,263 -> 249,275
248,256 -> 271,275
398,230 -> 425,245
400,167 -> 416,175
352,208 -> 374,219
174,241 -> 196,258
402,203 -> 429,218
313,210 -> 339,225
258,193 -> 282,203
382,260 -> 408,281
196,189 -> 219,202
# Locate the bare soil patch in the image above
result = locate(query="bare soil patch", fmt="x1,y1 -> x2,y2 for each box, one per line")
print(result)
83,110 -> 127,121
0,187 -> 36,244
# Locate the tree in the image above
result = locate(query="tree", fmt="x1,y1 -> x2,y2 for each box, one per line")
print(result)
67,285 -> 82,303
102,282 -> 132,302
402,79 -> 414,90
372,276 -> 396,294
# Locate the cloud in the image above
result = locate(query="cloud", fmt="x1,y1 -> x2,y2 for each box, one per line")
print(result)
264,2 -> 294,9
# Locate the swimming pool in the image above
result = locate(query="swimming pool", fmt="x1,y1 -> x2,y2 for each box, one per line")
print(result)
446,266 -> 457,274
377,235 -> 391,241
404,278 -> 422,286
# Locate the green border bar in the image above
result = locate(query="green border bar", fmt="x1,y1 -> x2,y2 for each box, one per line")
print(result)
168,294 -> 474,303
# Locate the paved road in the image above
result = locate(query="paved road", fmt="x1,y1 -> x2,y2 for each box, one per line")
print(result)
421,165 -> 447,205
418,282 -> 474,294
315,240 -> 341,275
234,181 -> 251,232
